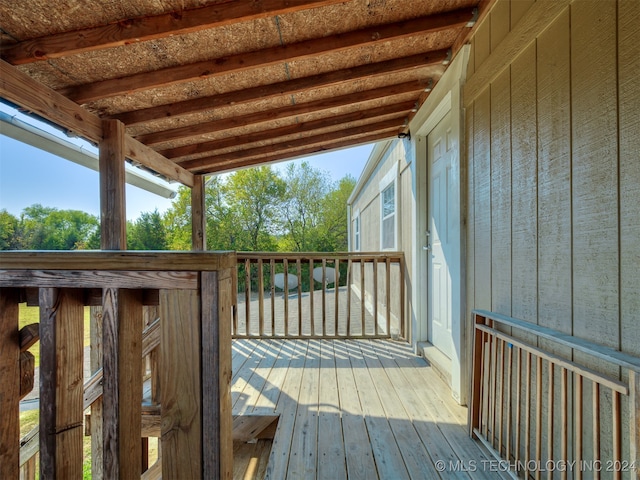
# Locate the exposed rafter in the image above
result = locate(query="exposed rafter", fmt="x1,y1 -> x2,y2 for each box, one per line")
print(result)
113,50 -> 448,126
134,80 -> 429,146
162,100 -> 415,161
204,130 -> 397,174
0,59 -> 194,187
59,9 -> 473,103
180,117 -> 404,172
0,0 -> 345,65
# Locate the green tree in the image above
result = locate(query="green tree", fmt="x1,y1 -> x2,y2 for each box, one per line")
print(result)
315,175 -> 356,252
128,209 -> 168,250
0,209 -> 21,250
20,204 -> 99,250
280,162 -> 331,251
163,186 -> 193,250
223,167 -> 285,251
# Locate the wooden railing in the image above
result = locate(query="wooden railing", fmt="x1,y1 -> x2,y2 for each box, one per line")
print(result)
234,252 -> 405,339
0,251 -> 235,479
470,310 -> 640,480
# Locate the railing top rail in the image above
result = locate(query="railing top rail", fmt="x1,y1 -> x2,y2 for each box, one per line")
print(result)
474,309 -> 640,372
0,250 -> 236,271
236,251 -> 404,261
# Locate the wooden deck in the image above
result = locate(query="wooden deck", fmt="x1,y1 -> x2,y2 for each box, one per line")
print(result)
231,338 -> 502,480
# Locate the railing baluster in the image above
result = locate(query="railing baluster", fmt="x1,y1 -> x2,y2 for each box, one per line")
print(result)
535,355 -> 543,480
270,259 -> 275,336
612,389 -> 621,480
505,343 -> 512,462
399,255 -> 405,338
334,259 -> 340,336
244,258 -> 251,336
525,351 -> 531,478
321,258 -> 327,337
515,346 -> 522,466
630,371 -> 639,480
547,361 -> 554,480
561,367 -> 568,480
575,375 -> 583,480
497,338 -> 505,455
360,260 -> 365,335
592,381 -> 600,480
373,258 -> 378,336
284,259 -> 289,337
258,258 -> 264,337
490,324 -> 498,448
296,259 -> 302,336
309,259 -> 314,337
385,257 -> 391,336
346,258 -> 352,337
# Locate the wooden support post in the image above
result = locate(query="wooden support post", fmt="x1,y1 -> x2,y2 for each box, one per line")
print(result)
39,288 -> 84,479
0,288 -> 20,479
160,289 -> 201,478
102,288 -> 143,479
192,175 -> 206,251
90,306 -> 104,479
202,270 -> 233,479
469,314 -> 485,436
99,119 -> 127,251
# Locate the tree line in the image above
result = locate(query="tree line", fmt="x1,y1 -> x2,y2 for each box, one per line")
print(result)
0,163 -> 355,253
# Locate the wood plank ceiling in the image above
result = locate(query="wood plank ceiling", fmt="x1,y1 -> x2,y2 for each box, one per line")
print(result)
0,0 -> 482,185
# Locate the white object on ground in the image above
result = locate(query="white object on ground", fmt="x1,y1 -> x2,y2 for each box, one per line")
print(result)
274,272 -> 299,290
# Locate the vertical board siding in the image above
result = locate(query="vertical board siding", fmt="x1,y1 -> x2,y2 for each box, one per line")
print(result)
465,0 -> 639,470
473,88 -> 491,310
570,0 -> 620,353
489,69 -> 511,318
535,8 -> 572,340
618,0 -> 640,359
510,43 -> 537,337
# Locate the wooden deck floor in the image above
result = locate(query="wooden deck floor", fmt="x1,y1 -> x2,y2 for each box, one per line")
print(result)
231,339 -> 502,480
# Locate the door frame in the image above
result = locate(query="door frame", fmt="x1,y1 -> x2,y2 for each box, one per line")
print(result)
410,46 -> 469,404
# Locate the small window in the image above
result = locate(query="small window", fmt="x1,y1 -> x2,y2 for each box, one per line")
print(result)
354,213 -> 360,251
381,182 -> 396,250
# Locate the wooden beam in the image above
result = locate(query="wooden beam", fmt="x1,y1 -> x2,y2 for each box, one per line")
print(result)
113,50 -> 449,126
204,129 -> 397,174
39,288 -> 84,479
181,117 -> 403,172
19,351 -> 35,400
163,100 -> 415,161
102,288 -> 143,479
135,80 -> 428,146
19,323 -> 39,351
0,288 -> 20,479
100,119 -> 127,250
201,271 -> 234,478
0,59 -> 193,186
160,289 -> 202,479
1,0 -> 345,65
191,175 -> 206,251
62,10 -> 473,103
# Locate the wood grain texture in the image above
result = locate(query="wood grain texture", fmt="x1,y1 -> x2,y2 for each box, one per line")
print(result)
510,43 -> 537,331
39,288 -> 84,479
0,251 -> 236,272
0,289 -> 20,479
490,0 -> 510,52
570,0 -> 619,351
90,306 -> 104,480
1,0 -> 346,64
191,175 -> 206,251
102,288 -> 143,480
489,68 -> 511,317
100,119 -> 127,251
19,351 -> 35,400
160,289 -> 202,479
536,9 -> 572,337
202,271 -> 234,479
473,88 -> 491,310
0,269 -> 198,290
619,0 -> 640,358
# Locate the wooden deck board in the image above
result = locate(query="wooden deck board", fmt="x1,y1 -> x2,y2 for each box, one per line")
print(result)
232,339 -> 501,479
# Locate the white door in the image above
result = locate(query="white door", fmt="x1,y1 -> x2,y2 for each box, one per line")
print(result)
427,112 -> 458,359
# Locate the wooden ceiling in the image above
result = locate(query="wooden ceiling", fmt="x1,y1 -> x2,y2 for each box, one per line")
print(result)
0,0 -> 483,185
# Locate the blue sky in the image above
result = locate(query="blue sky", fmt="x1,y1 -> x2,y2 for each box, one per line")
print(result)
0,104 -> 372,220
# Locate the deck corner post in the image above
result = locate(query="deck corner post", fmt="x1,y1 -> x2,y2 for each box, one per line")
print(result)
0,288 -> 20,479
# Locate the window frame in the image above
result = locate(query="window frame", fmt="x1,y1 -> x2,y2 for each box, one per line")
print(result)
379,169 -> 397,251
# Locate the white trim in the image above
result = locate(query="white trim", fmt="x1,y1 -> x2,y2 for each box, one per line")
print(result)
379,167 -> 397,251
353,209 -> 361,252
